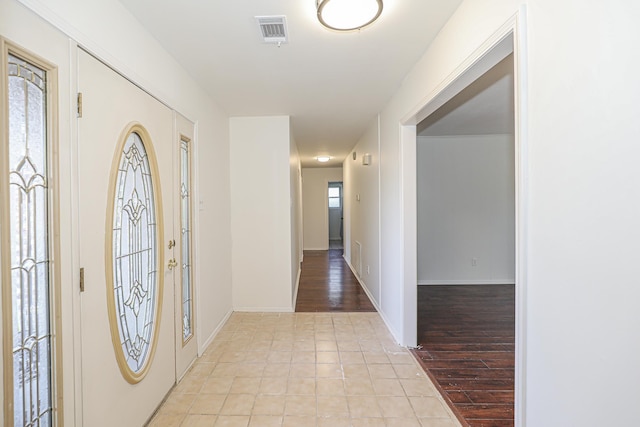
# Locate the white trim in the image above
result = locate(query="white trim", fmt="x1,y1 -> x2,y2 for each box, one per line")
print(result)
513,6 -> 529,427
69,38 -> 83,427
418,280 -> 516,286
377,114 -> 382,308
401,28 -> 515,126
292,266 -> 302,309
304,246 -> 330,251
323,178 -> 330,249
198,309 -> 232,356
400,124 -> 417,347
192,119 -> 204,353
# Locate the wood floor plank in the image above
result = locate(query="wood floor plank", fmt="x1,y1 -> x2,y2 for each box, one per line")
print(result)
411,285 -> 515,427
466,391 -> 514,404
295,249 -> 376,312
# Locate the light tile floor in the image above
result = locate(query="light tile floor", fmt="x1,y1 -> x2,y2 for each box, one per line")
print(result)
148,312 -> 461,427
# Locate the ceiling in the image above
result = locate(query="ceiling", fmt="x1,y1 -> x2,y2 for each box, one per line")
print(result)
118,0 -> 463,167
418,54 -> 514,137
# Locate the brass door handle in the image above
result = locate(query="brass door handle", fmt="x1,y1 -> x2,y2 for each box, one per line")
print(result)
168,239 -> 176,249
168,259 -> 178,270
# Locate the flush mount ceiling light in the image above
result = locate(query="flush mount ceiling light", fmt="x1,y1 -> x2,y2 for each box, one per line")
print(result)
316,155 -> 331,163
316,0 -> 383,31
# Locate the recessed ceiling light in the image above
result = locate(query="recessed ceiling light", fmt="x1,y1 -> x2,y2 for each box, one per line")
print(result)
316,156 -> 331,163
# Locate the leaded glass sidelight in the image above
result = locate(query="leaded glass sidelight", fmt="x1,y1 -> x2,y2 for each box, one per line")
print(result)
109,128 -> 161,381
180,138 -> 193,342
7,53 -> 53,426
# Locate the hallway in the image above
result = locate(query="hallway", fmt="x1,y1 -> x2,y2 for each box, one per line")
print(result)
147,251 -> 464,426
295,250 -> 376,312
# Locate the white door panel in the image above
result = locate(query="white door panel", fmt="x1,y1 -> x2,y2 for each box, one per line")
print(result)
78,49 -> 174,427
174,113 -> 198,379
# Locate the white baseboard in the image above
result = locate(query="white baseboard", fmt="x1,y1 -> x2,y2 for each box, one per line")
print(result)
304,247 -> 329,251
418,279 -> 515,285
342,253 -> 350,265
199,308 -> 233,356
342,255 -> 402,345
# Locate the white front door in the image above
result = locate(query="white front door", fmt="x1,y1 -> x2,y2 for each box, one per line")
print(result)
77,49 -> 175,426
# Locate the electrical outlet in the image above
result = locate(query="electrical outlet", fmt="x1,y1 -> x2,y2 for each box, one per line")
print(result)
471,258 -> 477,267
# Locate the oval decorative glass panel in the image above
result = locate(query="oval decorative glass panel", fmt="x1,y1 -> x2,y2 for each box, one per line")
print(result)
106,123 -> 164,383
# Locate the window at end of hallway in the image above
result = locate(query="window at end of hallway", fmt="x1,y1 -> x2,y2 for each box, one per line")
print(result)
329,187 -> 341,208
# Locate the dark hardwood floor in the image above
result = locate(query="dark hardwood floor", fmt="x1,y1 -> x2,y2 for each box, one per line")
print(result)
295,249 -> 376,312
410,285 -> 515,427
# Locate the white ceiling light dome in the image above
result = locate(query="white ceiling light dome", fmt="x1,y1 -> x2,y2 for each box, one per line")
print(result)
317,0 -> 383,31
316,155 -> 332,162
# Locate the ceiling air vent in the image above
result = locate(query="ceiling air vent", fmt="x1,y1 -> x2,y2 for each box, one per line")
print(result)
255,15 -> 288,44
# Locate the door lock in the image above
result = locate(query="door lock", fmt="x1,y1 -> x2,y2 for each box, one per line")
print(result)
168,259 -> 178,270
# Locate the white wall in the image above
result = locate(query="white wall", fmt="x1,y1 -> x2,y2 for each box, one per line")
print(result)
417,135 -> 515,284
230,116 -> 295,311
374,0 -> 640,425
524,2 -> 640,424
343,117 -> 381,305
301,167 -> 343,250
289,133 -> 303,304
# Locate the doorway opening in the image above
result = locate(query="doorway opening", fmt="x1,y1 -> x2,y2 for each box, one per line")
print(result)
328,181 -> 343,250
399,20 -> 527,426
413,52 -> 516,427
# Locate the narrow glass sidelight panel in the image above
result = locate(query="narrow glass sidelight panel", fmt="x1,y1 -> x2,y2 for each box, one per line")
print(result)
7,53 -> 53,426
111,131 -> 159,377
180,138 -> 193,342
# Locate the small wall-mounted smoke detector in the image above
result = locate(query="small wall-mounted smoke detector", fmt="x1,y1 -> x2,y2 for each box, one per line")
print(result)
255,15 -> 288,44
